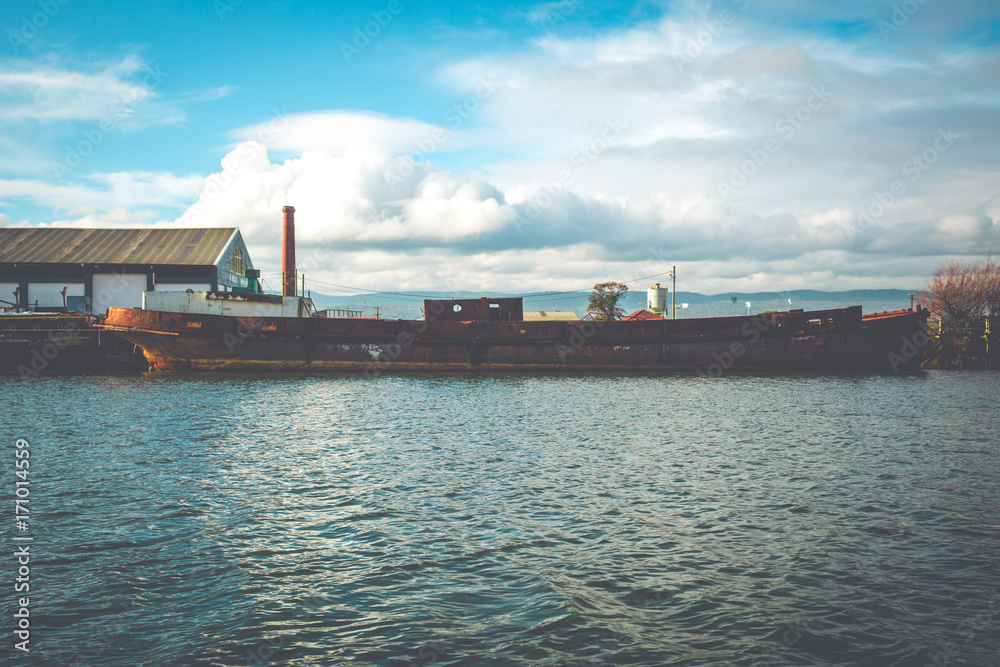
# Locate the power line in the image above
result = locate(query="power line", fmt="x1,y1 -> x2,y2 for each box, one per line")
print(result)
279,268 -> 676,301
625,269 -> 675,285
520,270 -> 675,300
303,278 -> 440,301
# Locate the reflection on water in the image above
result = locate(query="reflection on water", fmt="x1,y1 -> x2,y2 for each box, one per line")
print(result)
6,371 -> 999,666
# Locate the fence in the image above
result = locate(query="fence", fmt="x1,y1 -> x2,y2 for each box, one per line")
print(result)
924,319 -> 995,369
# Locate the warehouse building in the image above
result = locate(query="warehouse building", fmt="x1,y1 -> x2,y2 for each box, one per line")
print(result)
0,227 -> 253,314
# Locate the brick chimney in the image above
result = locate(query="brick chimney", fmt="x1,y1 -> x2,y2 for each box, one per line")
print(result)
282,206 -> 296,297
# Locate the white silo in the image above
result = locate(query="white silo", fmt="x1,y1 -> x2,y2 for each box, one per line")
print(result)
647,283 -> 668,316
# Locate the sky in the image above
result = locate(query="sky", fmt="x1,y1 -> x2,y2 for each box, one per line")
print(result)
1,0 -> 998,295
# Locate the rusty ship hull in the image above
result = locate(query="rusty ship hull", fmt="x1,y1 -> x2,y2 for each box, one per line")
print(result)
1,313 -> 149,375
100,303 -> 931,374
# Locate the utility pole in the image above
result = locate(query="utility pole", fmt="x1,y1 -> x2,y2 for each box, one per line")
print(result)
671,266 -> 677,320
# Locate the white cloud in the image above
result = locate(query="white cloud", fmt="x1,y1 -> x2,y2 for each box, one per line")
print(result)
181,85 -> 237,103
230,111 -> 451,157
0,53 -> 239,180
31,207 -> 165,228
438,9 -> 1000,215
984,195 -> 1000,225
0,54 -> 172,125
165,138 -> 1000,293
0,171 -> 203,211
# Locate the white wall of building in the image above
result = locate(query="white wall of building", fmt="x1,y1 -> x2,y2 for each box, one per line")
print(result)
0,282 -> 19,308
26,282 -> 85,308
92,273 -> 147,314
153,282 -> 213,292
143,291 -> 313,318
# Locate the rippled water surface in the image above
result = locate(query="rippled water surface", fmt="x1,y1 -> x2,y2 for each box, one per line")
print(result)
4,371 -> 999,666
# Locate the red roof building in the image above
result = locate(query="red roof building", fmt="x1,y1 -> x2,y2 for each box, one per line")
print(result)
623,309 -> 663,321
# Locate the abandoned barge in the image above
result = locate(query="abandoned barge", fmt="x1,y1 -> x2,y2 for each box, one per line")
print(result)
99,291 -> 930,374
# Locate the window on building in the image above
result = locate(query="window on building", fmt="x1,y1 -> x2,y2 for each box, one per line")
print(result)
230,247 -> 245,276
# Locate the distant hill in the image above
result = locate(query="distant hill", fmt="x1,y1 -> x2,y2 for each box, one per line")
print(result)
305,288 -> 918,320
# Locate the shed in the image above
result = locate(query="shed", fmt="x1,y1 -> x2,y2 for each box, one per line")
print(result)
0,227 -> 253,314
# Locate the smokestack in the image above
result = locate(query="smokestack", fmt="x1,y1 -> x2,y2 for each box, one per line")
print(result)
282,205 -> 296,297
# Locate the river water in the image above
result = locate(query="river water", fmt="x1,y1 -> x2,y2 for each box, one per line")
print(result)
4,370 -> 999,666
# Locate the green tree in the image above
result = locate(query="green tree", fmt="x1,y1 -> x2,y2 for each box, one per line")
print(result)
587,282 -> 629,320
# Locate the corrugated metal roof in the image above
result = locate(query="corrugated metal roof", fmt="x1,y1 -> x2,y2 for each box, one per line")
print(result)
0,228 -> 238,266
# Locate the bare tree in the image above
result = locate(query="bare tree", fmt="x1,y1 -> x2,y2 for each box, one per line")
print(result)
922,254 -> 999,322
986,255 -> 1000,319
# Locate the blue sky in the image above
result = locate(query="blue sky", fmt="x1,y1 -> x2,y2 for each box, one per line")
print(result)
1,0 -> 999,293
